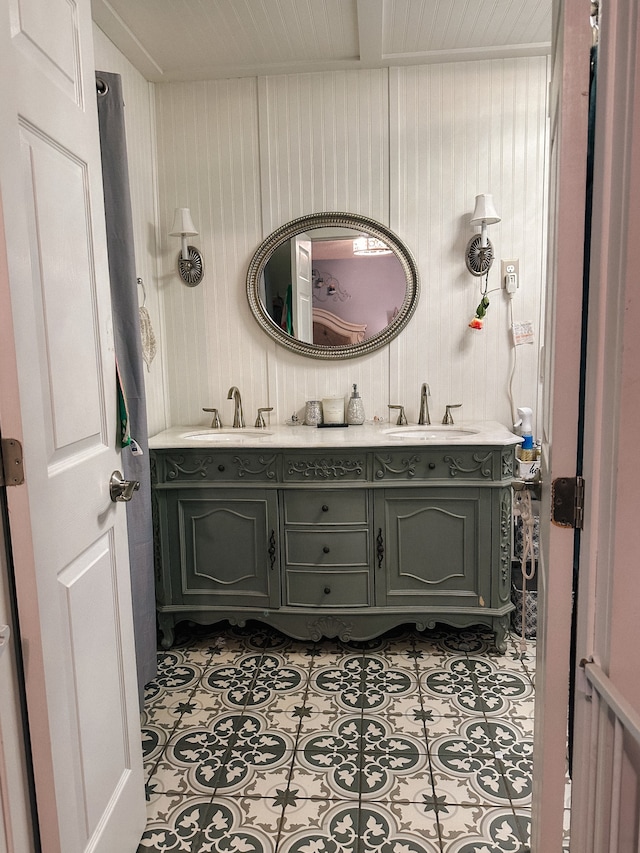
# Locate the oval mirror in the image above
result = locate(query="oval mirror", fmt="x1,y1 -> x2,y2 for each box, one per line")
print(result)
246,212 -> 420,359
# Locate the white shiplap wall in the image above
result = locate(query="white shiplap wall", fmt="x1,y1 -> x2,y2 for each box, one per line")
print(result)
153,58 -> 549,433
390,59 -> 548,426
92,26 -> 168,436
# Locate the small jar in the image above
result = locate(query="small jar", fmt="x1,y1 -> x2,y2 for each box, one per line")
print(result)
304,400 -> 323,426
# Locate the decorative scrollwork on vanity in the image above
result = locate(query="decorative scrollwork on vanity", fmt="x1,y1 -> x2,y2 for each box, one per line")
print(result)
166,454 -> 213,479
235,455 -> 277,479
374,453 -> 420,479
444,452 -> 493,478
286,457 -> 365,479
500,488 -> 513,590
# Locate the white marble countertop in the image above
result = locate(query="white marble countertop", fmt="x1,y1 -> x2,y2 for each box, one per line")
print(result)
149,420 -> 521,450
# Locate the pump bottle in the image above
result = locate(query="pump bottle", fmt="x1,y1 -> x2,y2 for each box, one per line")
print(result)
347,384 -> 365,425
516,407 -> 536,461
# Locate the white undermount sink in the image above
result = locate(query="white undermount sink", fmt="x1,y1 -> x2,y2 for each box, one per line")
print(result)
383,425 -> 479,441
180,428 -> 273,441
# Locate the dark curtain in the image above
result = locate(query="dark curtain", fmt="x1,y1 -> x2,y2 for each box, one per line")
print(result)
96,71 -> 156,702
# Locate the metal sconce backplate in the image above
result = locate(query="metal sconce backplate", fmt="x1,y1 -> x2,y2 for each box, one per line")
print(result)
465,234 -> 495,276
178,246 -> 204,286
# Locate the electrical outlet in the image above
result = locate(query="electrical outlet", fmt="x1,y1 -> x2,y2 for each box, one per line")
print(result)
501,259 -> 519,292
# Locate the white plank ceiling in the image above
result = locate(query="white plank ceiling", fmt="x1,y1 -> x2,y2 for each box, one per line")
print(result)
91,0 -> 551,83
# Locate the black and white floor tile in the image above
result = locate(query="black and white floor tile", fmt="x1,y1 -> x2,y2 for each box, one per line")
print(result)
137,623 -> 545,853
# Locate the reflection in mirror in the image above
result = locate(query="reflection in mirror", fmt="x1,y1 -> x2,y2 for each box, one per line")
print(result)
247,213 -> 419,360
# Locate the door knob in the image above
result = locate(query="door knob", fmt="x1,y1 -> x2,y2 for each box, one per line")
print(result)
109,470 -> 140,503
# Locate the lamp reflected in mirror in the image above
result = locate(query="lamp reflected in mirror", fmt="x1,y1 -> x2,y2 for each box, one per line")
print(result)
352,236 -> 392,256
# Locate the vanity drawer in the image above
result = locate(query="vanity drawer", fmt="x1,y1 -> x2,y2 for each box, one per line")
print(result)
285,569 -> 371,607
284,529 -> 369,567
282,489 -> 368,525
153,449 -> 278,483
373,448 -> 503,481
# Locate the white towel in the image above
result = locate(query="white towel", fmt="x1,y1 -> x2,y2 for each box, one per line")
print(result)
139,304 -> 157,371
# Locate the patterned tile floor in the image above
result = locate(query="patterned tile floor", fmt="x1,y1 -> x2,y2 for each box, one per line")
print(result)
137,622 -> 548,853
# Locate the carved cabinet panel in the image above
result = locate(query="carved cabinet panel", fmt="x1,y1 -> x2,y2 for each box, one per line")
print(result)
374,488 -> 491,607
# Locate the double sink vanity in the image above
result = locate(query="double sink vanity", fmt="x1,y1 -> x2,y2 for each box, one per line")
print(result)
149,420 -> 519,652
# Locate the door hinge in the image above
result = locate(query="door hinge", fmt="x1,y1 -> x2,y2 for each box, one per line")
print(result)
0,438 -> 25,487
551,476 -> 584,529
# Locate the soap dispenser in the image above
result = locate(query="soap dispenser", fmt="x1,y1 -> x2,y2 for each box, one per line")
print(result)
346,384 -> 365,425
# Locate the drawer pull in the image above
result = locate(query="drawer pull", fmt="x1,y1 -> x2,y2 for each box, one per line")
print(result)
428,462 -> 436,470
218,464 -> 225,472
322,546 -> 330,554
322,504 -> 329,512
324,587 -> 331,595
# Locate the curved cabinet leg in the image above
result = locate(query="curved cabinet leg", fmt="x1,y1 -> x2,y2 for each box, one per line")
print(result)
157,612 -> 175,649
494,614 -> 511,654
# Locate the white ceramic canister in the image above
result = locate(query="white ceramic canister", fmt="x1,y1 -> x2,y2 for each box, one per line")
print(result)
322,396 -> 345,424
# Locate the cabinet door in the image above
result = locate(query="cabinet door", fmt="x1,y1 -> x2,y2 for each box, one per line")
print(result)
163,488 -> 279,608
375,488 -> 492,607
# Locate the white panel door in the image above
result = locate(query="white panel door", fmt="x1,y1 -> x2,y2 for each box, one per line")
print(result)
0,0 -> 146,851
291,232 -> 313,343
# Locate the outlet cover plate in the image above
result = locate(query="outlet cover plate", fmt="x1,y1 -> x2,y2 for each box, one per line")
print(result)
501,258 -> 519,284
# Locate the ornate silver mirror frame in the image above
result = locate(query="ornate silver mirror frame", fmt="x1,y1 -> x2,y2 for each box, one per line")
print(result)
246,212 -> 420,360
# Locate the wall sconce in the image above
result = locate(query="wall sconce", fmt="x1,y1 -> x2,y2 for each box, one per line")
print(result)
169,207 -> 204,286
465,193 -> 501,276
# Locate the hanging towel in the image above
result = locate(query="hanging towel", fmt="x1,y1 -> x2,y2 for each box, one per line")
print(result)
139,304 -> 157,370
137,277 -> 157,371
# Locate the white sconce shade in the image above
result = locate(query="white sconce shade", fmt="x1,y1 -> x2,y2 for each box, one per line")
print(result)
470,194 -> 501,226
170,207 -> 198,238
169,207 -> 204,286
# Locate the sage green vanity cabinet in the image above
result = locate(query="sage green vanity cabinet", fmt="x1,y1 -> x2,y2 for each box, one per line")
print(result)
151,442 -> 515,651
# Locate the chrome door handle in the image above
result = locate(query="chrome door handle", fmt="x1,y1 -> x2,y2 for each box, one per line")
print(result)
0,624 -> 10,659
109,470 -> 140,503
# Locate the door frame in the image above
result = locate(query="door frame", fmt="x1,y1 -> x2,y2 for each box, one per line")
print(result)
534,0 -> 592,846
568,0 -> 640,846
0,184 -> 46,853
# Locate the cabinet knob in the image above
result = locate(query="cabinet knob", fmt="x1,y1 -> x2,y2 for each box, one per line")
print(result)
218,464 -> 225,472
428,462 -> 436,470
322,504 -> 329,512
323,546 -> 330,554
324,587 -> 331,594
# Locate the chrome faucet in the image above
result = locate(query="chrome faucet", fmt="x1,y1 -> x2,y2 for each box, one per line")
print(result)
227,386 -> 245,428
418,383 -> 431,425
